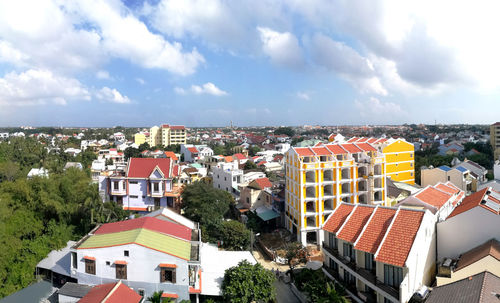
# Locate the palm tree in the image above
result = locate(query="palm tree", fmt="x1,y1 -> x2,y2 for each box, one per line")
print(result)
146,291 -> 165,303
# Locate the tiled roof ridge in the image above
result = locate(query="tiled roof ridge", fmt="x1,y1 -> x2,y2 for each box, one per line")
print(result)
102,281 -> 121,302
374,207 -> 401,259
336,204 -> 359,236
353,205 -> 380,247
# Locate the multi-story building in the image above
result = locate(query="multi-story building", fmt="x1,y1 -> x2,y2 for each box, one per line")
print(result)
421,165 -> 473,192
161,124 -> 187,147
212,162 -> 244,197
134,132 -> 148,145
285,143 -> 387,246
346,137 -> 415,184
148,126 -> 161,147
70,214 -> 202,301
99,158 -> 182,212
490,122 -> 500,160
180,144 -> 214,162
322,204 -> 436,303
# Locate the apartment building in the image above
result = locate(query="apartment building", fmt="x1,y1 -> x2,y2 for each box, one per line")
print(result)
346,137 -> 415,184
285,143 -> 387,246
421,165 -> 473,192
322,204 -> 436,303
491,122 -> 500,160
99,158 -> 182,212
134,132 -> 147,145
161,124 -> 187,146
70,215 -> 202,301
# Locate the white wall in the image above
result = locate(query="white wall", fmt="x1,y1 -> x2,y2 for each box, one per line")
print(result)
437,207 -> 500,260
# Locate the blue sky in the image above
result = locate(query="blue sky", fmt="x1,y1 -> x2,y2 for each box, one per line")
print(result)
0,0 -> 499,127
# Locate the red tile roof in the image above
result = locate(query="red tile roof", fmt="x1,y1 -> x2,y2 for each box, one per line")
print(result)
375,209 -> 424,267
448,187 -> 491,219
311,146 -> 332,156
355,143 -> 377,152
161,124 -> 170,128
187,147 -> 199,153
340,143 -> 363,153
367,138 -> 378,143
415,186 -> 452,209
337,205 -> 375,243
325,144 -> 347,155
253,177 -> 273,189
347,137 -> 359,143
232,153 -> 247,161
164,151 -> 178,161
170,125 -> 185,130
357,137 -> 370,143
354,207 -> 397,254
94,217 -> 192,241
323,203 -> 355,234
435,183 -> 459,195
79,282 -> 142,303
294,147 -> 314,156
127,158 -> 172,178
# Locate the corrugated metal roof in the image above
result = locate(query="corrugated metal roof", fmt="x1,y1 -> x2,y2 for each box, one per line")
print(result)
78,228 -> 192,260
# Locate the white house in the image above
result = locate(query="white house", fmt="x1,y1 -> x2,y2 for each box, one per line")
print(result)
27,168 -> 49,179
180,144 -> 214,162
212,162 -> 243,196
437,187 -> 500,261
70,215 -> 202,301
0,132 -> 9,139
322,203 -> 436,303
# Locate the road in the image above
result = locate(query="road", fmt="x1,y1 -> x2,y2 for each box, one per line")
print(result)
274,280 -> 301,303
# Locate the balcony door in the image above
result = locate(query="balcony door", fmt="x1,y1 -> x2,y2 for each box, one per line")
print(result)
154,198 -> 161,210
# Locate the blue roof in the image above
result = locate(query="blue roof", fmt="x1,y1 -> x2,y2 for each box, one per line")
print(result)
455,166 -> 468,173
438,165 -> 452,172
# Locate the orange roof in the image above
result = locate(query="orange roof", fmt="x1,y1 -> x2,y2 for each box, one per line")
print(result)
79,282 -> 142,303
311,146 -> 332,156
325,144 -> 347,155
162,293 -> 179,298
337,205 -> 375,243
294,147 -> 314,156
355,143 -> 377,152
159,263 -> 177,268
164,151 -> 178,161
448,188 -> 490,219
232,153 -> 247,160
354,207 -> 396,254
84,256 -> 96,261
357,137 -> 370,143
375,209 -> 424,267
340,143 -> 362,153
323,203 -> 355,234
367,138 -> 378,143
415,186 -> 452,209
114,260 -> 127,265
253,177 -> 272,189
224,156 -> 233,162
435,183 -> 459,195
187,147 -> 198,153
347,137 -> 359,143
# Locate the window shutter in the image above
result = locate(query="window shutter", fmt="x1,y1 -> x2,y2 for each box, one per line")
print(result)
160,268 -> 165,282
172,269 -> 176,283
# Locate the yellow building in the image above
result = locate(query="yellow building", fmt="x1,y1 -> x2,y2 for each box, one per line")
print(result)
159,124 -> 187,147
134,133 -> 147,145
285,143 -> 387,246
148,126 -> 161,147
347,137 -> 415,184
491,122 -> 500,160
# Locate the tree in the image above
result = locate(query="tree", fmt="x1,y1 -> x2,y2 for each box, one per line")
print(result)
124,147 -> 141,160
222,260 -> 276,303
248,145 -> 261,157
147,291 -> 164,303
274,127 -> 295,137
243,160 -> 257,171
181,182 -> 234,242
286,242 -> 307,270
0,161 -> 20,182
220,220 -> 251,251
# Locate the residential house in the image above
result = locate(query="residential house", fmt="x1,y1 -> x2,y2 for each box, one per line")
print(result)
57,282 -> 92,303
435,239 -> 500,286
70,215 -> 202,301
78,281 -> 142,303
322,204 -> 436,303
452,159 -> 488,191
437,187 -> 500,261
99,158 -> 181,212
27,167 -> 49,179
438,142 -> 464,156
212,162 -> 243,197
421,165 -> 473,192
64,162 -> 83,170
239,177 -> 273,211
181,144 -> 213,162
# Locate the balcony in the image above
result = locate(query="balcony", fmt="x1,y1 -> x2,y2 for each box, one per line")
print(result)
322,242 -> 400,302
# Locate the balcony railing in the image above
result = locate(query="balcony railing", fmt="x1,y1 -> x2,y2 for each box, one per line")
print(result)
322,242 -> 400,301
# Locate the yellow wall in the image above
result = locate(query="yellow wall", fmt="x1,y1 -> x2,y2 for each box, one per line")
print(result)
382,139 -> 415,184
149,126 -> 160,147
134,133 -> 146,145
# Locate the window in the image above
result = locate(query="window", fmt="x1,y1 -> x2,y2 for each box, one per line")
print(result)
384,264 -> 403,287
328,233 -> 337,250
365,253 -> 375,272
410,163 -> 413,167
246,197 -> 250,204
113,182 -> 119,190
106,261 -> 110,266
153,182 -> 159,192
116,264 -> 127,280
160,268 -> 176,283
85,259 -> 96,275
410,153 -> 413,158
130,195 -> 138,199
411,173 -> 414,176
447,176 -> 451,181
124,250 -> 129,257
343,243 -> 355,260
129,181 -> 138,184
71,252 -> 77,269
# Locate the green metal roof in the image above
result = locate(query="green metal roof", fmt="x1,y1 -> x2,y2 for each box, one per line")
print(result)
78,229 -> 191,260
257,210 -> 280,221
189,163 -> 203,168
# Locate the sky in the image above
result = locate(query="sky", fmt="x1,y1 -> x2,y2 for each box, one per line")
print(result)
0,0 -> 500,127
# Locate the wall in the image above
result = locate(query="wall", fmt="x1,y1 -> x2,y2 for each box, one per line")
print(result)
421,169 -> 446,188
436,256 -> 500,286
58,294 -> 79,303
73,244 -> 191,300
437,207 -> 500,260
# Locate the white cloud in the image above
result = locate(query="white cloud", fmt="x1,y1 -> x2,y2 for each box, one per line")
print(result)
258,27 -> 304,69
96,87 -> 131,104
96,70 -> 111,80
136,78 -> 145,85
354,97 -> 404,117
0,69 -> 90,106
295,92 -> 310,100
175,82 -> 228,96
0,0 -> 205,76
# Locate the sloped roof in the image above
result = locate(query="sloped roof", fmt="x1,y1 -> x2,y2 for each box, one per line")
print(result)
232,153 -> 247,160
188,147 -> 199,153
322,203 -> 355,234
79,281 -> 142,303
95,217 -> 191,240
355,143 -> 377,152
425,271 -> 500,303
252,177 -> 273,189
127,158 -> 172,178
294,147 -> 314,156
354,207 -> 397,254
340,143 -> 363,153
337,205 -> 375,243
414,186 -> 452,209
448,188 -> 490,219
164,151 -> 178,161
325,144 -> 348,155
375,209 -> 424,267
311,146 -> 332,156
455,239 -> 500,271
435,183 -> 460,195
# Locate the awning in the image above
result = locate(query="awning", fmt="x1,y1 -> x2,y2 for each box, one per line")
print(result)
83,256 -> 95,261
114,260 -> 127,265
257,209 -> 280,221
161,293 -> 179,298
159,263 -> 177,268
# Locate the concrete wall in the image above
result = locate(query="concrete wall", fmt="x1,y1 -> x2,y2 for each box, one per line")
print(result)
73,244 -> 192,300
436,256 -> 500,286
58,294 -> 79,303
437,207 -> 500,260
